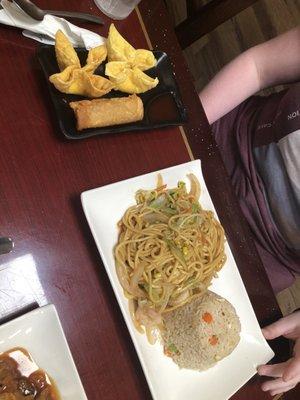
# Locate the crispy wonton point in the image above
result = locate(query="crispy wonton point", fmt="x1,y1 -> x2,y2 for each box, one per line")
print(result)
55,30 -> 80,71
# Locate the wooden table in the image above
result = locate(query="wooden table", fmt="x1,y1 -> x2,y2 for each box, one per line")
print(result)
0,0 -> 298,399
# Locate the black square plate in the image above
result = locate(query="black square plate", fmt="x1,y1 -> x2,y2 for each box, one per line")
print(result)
37,46 -> 188,140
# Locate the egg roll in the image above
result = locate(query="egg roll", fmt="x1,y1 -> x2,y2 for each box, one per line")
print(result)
69,94 -> 144,130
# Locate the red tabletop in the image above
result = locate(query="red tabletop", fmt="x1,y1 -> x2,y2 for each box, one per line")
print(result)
0,0 -> 298,399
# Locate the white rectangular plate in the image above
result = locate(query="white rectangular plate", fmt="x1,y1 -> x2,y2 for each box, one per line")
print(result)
0,304 -> 87,399
81,160 -> 274,400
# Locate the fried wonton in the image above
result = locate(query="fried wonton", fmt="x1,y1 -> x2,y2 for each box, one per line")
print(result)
105,61 -> 158,94
50,30 -> 111,98
105,24 -> 158,94
50,66 -> 114,97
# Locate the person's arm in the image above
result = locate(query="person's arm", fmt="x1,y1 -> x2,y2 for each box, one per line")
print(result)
258,311 -> 300,396
199,26 -> 300,124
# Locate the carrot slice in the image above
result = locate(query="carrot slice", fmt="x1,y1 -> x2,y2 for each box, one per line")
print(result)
202,312 -> 213,324
163,346 -> 172,357
209,335 -> 218,346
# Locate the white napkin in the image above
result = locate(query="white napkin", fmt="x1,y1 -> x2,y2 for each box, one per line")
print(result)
0,0 -> 105,48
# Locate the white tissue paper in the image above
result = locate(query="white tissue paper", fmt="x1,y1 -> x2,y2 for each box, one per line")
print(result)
0,0 -> 105,49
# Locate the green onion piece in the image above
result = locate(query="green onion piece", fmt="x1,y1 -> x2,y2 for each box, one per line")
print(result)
168,343 -> 179,354
191,203 -> 199,213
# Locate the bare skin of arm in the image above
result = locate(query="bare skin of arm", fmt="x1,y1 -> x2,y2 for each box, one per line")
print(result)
199,26 -> 300,124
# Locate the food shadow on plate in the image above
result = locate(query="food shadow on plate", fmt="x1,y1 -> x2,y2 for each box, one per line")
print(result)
37,46 -> 188,140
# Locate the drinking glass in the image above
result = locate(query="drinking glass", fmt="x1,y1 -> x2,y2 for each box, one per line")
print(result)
94,0 -> 141,20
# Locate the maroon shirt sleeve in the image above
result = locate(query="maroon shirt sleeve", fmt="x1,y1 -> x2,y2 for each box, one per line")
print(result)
211,87 -> 300,293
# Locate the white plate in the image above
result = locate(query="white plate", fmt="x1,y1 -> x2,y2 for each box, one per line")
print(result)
81,160 -> 274,400
0,304 -> 87,399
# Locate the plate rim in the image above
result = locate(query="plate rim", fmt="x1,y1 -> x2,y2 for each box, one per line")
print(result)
0,303 -> 88,399
81,159 -> 275,400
